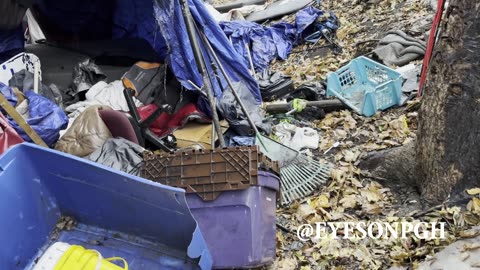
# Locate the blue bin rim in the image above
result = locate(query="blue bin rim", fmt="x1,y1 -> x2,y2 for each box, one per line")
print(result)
0,143 -> 187,194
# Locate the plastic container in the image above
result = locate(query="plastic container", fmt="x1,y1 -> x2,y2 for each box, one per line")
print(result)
142,146 -> 279,201
33,242 -> 127,270
326,56 -> 403,116
186,171 -> 280,269
0,143 -> 212,270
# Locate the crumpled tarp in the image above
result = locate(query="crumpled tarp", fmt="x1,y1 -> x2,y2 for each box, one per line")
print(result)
0,82 -> 68,147
220,7 -> 338,71
86,137 -> 145,176
153,0 -> 262,104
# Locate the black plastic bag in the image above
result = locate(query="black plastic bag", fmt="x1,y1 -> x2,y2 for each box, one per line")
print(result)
285,81 -> 326,101
258,70 -> 294,101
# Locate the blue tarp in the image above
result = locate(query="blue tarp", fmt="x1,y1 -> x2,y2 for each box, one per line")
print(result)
0,83 -> 68,147
0,0 -> 261,107
153,0 -> 261,104
220,7 -> 339,71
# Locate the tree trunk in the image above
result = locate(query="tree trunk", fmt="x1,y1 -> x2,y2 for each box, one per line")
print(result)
417,0 -> 480,203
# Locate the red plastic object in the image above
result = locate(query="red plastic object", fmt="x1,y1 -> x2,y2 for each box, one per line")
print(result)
418,0 -> 446,96
137,103 -> 210,137
0,112 -> 23,154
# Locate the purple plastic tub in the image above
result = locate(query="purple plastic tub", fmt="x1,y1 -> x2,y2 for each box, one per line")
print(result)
186,171 -> 280,269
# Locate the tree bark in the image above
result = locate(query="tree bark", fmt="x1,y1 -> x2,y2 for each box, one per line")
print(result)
417,0 -> 480,203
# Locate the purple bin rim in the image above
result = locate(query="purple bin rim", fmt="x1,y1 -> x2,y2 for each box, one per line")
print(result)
257,171 -> 280,192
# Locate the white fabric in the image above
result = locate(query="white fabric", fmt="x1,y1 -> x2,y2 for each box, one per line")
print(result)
274,122 -> 319,151
205,4 -> 265,22
26,9 -> 46,44
65,80 -> 142,119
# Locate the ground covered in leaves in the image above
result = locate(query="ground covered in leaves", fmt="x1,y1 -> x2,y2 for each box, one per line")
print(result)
271,0 -> 433,85
263,1 -> 480,269
213,0 -> 480,269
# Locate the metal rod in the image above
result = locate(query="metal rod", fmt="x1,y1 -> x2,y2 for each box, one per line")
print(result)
245,42 -> 257,80
33,62 -> 40,94
180,0 -> 225,147
198,31 -> 271,151
265,99 -> 346,113
197,30 -> 261,137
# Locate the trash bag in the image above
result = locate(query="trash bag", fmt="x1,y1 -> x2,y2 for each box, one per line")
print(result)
85,137 -> 145,176
5,88 -> 69,147
285,81 -> 326,101
63,59 -> 107,106
9,70 -> 63,106
257,70 -> 294,101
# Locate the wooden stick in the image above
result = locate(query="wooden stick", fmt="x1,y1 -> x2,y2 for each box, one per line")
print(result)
0,93 -> 48,147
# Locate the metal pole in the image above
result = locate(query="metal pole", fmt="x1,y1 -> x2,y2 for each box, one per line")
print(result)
179,0 -> 225,147
197,31 -> 263,138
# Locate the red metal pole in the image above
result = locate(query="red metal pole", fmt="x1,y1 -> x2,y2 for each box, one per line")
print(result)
418,0 -> 446,97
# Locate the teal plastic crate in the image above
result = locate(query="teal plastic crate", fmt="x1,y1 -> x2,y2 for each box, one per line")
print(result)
326,56 -> 403,116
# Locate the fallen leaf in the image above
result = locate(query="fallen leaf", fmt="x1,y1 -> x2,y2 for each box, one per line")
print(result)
463,243 -> 480,251
340,195 -> 358,209
461,252 -> 470,261
467,188 -> 480,196
344,150 -> 356,162
459,228 -> 480,238
360,188 -> 382,202
296,204 -> 316,220
467,198 -> 480,214
314,194 -> 330,209
362,203 -> 382,215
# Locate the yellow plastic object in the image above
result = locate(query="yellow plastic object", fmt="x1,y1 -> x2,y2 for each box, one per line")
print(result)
54,245 -> 128,270
292,99 -> 307,113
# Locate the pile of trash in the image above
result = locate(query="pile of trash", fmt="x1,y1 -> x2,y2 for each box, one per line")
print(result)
1,0 -> 478,269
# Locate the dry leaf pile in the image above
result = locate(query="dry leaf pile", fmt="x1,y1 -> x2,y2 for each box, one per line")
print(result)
275,130 -> 480,269
271,0 -> 433,85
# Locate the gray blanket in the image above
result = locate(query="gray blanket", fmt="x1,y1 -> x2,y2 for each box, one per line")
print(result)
373,30 -> 427,67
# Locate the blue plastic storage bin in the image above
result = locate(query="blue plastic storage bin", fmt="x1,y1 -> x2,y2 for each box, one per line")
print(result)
186,171 -> 280,269
0,143 -> 212,270
326,56 -> 403,116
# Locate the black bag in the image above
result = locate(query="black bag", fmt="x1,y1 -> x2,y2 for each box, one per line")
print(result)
258,70 -> 294,101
